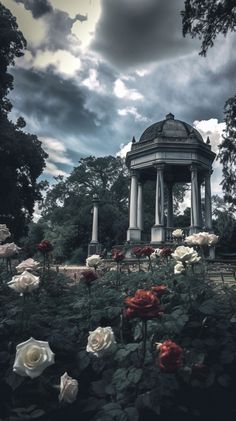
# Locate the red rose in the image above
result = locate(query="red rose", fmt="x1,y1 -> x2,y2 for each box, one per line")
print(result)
151,285 -> 168,298
124,289 -> 163,319
132,247 -> 143,257
81,270 -> 98,285
157,340 -> 183,372
142,246 -> 155,257
37,240 -> 53,253
113,250 -> 125,263
160,247 -> 172,257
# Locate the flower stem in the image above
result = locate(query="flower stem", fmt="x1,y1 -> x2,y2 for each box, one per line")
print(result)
141,319 -> 147,366
88,285 -> 92,330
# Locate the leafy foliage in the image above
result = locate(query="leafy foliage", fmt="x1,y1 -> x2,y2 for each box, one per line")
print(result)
181,0 -> 236,207
1,257 -> 236,420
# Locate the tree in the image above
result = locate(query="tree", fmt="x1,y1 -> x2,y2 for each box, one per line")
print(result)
181,0 -> 236,207
39,156 -> 130,261
0,3 -> 48,238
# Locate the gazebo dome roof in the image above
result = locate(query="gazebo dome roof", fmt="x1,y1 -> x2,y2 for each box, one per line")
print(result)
139,113 -> 204,143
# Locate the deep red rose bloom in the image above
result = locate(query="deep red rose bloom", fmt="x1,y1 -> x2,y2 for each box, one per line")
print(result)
132,247 -> 143,257
142,246 -> 155,257
158,340 -> 183,372
81,269 -> 98,285
113,250 -> 125,263
151,285 -> 168,298
124,289 -> 163,319
160,247 -> 172,257
37,240 -> 53,253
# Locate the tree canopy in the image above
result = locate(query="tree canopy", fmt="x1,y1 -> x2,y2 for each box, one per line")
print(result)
0,3 -> 47,238
181,0 -> 236,208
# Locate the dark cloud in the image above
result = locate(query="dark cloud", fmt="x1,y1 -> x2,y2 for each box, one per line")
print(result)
92,0 -> 199,69
74,13 -> 87,23
10,68 -> 100,137
14,0 -> 52,18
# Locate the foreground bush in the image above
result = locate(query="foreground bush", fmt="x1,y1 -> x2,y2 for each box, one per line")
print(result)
0,260 -> 236,420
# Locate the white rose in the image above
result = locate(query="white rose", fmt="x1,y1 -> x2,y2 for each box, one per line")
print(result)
16,258 -> 40,273
185,235 -> 196,246
194,232 -> 210,246
0,224 -> 11,242
150,248 -> 162,260
172,246 -> 200,263
174,262 -> 185,274
8,270 -> 40,293
86,326 -> 116,357
172,229 -> 184,238
0,242 -> 21,258
208,234 -> 218,246
13,337 -> 54,379
59,372 -> 78,403
86,254 -> 102,268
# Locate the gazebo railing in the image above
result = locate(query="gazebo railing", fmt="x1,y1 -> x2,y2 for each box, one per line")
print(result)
165,227 -> 189,243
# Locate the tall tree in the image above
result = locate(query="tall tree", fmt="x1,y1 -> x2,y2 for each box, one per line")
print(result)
181,0 -> 236,207
0,3 -> 48,238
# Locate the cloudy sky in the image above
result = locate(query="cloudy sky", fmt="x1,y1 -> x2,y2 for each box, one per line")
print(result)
2,0 -> 236,199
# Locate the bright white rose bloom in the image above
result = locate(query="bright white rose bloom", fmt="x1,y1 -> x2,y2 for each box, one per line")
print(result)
0,242 -> 21,258
172,229 -> 184,238
208,234 -> 219,246
8,270 -> 40,293
16,258 -> 40,273
86,326 -> 116,357
194,232 -> 210,246
185,235 -> 196,246
86,254 -> 102,268
0,224 -> 11,242
172,246 -> 201,264
13,337 -> 54,379
174,262 -> 185,274
59,372 -> 78,403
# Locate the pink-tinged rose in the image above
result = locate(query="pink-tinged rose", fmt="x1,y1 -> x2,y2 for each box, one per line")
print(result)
0,224 -> 11,242
113,250 -> 125,262
59,372 -> 78,403
0,242 -> 21,258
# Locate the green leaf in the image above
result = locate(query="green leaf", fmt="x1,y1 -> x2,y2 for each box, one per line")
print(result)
136,389 -> 160,415
6,372 -> 25,391
127,367 -> 142,384
124,407 -> 139,421
114,343 -> 139,361
92,380 -> 107,397
77,350 -> 90,372
199,299 -> 216,315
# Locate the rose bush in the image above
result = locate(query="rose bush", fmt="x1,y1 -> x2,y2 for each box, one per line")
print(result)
13,337 -> 55,379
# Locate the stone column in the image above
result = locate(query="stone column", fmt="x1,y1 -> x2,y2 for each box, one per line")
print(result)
91,194 -> 99,243
127,171 -> 141,242
190,164 -> 200,233
205,169 -> 213,230
151,164 -> 165,243
88,194 -> 101,256
137,181 -> 143,231
198,178 -> 203,228
166,183 -> 174,227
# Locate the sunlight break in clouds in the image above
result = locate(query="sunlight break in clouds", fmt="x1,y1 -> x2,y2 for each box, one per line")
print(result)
118,107 -> 148,122
114,79 -> 143,101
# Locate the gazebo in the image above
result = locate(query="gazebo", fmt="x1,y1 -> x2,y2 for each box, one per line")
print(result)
125,113 -> 216,244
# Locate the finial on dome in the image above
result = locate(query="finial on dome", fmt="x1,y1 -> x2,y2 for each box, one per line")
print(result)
166,112 -> 174,120
132,136 -> 136,143
206,136 -> 210,144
